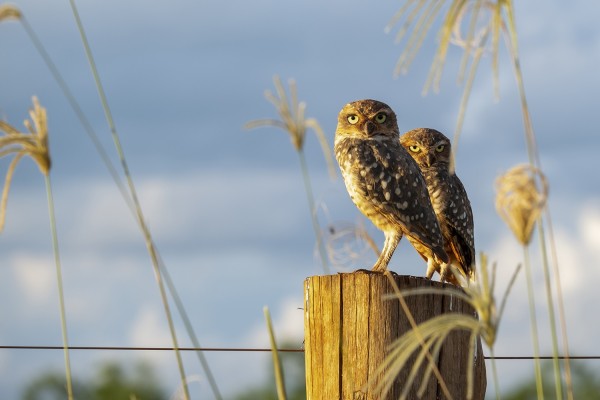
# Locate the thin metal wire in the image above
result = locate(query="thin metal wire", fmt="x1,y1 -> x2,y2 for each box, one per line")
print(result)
0,346 -> 304,352
1,345 -> 599,360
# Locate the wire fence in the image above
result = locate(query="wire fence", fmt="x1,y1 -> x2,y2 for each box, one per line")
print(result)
2,345 -> 599,360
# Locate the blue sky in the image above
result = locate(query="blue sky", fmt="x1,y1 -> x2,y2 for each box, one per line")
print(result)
1,0 -> 599,398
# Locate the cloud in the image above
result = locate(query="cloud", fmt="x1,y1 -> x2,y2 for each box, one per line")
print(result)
244,295 -> 304,348
581,200 -> 600,252
9,252 -> 55,304
486,201 -> 600,391
52,168 -> 310,250
129,305 -> 174,347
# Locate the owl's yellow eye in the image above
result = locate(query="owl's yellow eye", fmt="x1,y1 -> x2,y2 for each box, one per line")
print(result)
409,145 -> 420,153
435,144 -> 445,153
347,115 -> 359,124
374,113 -> 387,123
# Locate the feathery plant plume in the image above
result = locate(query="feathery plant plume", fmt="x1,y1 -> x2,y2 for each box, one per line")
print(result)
0,97 -> 50,230
374,254 -> 520,400
385,0 -> 533,171
246,76 -> 336,275
0,3 -> 20,21
495,164 -> 548,246
4,2 -> 134,212
0,97 -> 73,400
495,163 -> 566,399
388,1 -> 572,396
264,307 -> 288,400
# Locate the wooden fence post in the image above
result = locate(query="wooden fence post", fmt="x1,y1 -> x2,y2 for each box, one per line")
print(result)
304,271 -> 486,400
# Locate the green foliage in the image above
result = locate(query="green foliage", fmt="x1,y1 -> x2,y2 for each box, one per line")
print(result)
233,345 -> 306,400
501,362 -> 600,400
22,362 -> 165,400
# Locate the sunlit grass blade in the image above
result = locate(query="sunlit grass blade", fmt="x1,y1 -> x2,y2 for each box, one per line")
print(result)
522,245 -> 544,399
376,272 -> 454,400
502,6 -> 572,395
66,1 -> 192,397
544,213 -> 574,399
378,254 -> 521,400
11,6 -> 224,396
156,250 -> 223,400
45,174 -> 74,400
536,219 -> 565,399
374,313 -> 479,399
264,307 -> 287,400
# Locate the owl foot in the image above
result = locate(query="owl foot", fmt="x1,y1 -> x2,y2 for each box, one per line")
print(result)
353,268 -> 381,274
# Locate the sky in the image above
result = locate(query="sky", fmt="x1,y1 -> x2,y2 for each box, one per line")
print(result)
1,0 -> 599,398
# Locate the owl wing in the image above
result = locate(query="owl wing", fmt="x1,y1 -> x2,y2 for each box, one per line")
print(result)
440,176 -> 475,276
356,140 -> 449,263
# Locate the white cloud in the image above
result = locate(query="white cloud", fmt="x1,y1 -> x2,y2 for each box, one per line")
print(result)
245,296 -> 304,348
10,253 -> 55,304
581,200 -> 600,252
40,168 -> 310,250
486,201 -> 600,391
129,305 -> 174,347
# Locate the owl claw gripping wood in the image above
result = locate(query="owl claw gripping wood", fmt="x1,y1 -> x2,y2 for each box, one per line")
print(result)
334,99 -> 448,273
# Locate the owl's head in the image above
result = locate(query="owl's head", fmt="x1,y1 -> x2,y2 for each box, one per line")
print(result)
336,99 -> 399,139
400,128 -> 451,168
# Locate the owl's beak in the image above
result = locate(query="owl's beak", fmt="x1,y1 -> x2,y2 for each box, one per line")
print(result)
364,121 -> 377,136
425,154 -> 435,167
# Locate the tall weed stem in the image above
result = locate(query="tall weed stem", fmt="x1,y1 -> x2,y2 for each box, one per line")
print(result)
45,175 -> 74,400
67,1 -> 190,397
522,246 -> 544,400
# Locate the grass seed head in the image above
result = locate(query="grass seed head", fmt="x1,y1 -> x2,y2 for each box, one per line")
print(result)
245,75 -> 337,179
495,164 -> 548,246
0,96 -> 51,232
0,4 -> 21,22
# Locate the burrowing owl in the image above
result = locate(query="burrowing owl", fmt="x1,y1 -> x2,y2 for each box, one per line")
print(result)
334,100 -> 448,272
400,128 -> 475,284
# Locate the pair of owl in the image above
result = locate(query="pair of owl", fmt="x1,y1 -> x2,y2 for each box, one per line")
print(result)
334,99 -> 474,285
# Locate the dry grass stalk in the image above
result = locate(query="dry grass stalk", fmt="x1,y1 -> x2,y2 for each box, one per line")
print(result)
0,97 -> 74,399
264,307 -> 288,400
386,1 -> 519,172
375,254 -> 520,400
0,96 -> 51,231
495,164 -> 548,246
386,0 -> 511,94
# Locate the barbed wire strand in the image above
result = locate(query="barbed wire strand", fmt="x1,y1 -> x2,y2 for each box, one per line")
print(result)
1,346 -> 599,360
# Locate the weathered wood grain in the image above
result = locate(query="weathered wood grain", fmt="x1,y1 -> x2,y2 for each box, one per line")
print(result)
304,271 -> 487,400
